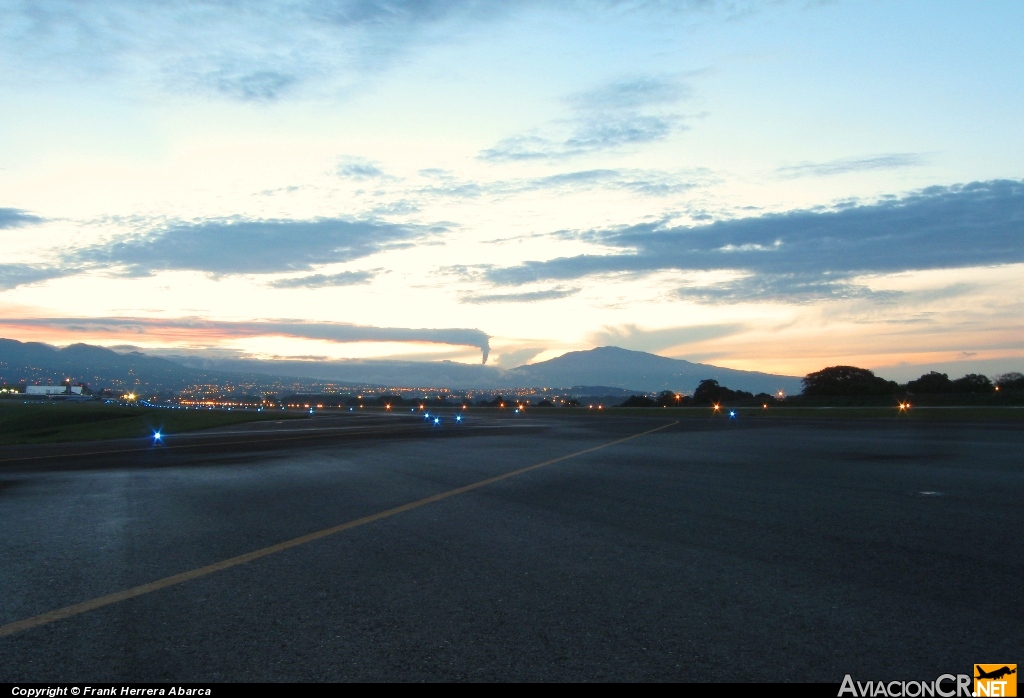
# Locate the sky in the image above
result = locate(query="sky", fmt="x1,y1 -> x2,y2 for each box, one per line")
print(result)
1,0 -> 1022,381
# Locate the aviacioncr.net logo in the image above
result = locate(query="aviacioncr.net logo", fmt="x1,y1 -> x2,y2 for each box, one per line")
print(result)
974,665 -> 1017,697
839,674 -> 973,697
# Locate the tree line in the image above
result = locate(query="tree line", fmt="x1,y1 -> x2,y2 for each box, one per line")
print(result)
801,366 -> 1022,396
618,368 -> 1024,407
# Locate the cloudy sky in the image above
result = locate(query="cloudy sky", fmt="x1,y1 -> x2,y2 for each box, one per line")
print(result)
1,0 -> 1022,380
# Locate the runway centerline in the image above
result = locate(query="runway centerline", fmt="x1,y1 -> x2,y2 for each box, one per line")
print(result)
0,420 -> 677,639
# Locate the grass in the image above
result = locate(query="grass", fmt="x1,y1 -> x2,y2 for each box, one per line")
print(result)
0,401 -> 305,446
6,401 -> 1016,447
583,406 -> 1024,420
357,404 -> 1024,420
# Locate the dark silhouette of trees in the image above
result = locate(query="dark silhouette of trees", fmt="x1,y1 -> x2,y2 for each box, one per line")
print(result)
656,390 -> 685,406
620,395 -> 656,407
535,399 -> 554,407
951,373 -> 994,393
996,372 -> 1024,390
905,371 -> 953,394
620,391 -> 690,407
618,388 -> 692,405
801,366 -> 898,396
692,379 -> 753,405
564,399 -> 581,407
693,379 -> 722,403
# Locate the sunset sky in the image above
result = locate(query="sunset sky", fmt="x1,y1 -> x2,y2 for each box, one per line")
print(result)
1,0 -> 1022,380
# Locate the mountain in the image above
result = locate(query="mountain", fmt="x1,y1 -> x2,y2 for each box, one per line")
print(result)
0,339 -> 502,393
504,346 -> 803,395
163,355 -> 505,390
0,339 -> 198,387
158,347 -> 802,393
0,339 -> 295,394
0,339 -> 803,395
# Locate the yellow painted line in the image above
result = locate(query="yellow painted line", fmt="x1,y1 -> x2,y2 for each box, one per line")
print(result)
0,420 -> 677,639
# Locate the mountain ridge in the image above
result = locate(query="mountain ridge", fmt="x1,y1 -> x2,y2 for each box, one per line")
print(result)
507,346 -> 802,395
0,338 -> 803,395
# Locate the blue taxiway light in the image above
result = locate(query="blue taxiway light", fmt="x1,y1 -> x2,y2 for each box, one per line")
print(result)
456,415 -> 462,422
153,431 -> 162,441
434,417 -> 440,424
729,410 -> 736,418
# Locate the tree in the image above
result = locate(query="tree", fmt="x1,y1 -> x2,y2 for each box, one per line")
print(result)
801,366 -> 898,396
655,390 -> 682,407
995,372 -> 1024,390
905,371 -> 953,394
620,395 -> 656,407
535,399 -> 554,407
951,374 -> 994,393
693,379 -> 722,404
692,379 -> 753,405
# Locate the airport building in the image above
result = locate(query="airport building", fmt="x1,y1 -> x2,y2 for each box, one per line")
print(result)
25,385 -> 84,396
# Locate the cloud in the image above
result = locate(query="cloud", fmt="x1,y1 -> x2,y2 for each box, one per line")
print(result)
207,68 -> 299,101
482,179 -> 1024,301
370,200 -> 421,215
565,115 -> 679,150
418,179 -> 487,199
416,168 -> 701,201
0,1 -> 509,99
674,273 -> 895,304
0,317 -> 492,363
0,208 -> 45,229
493,346 -> 546,368
257,186 -> 302,197
479,117 -> 680,161
336,156 -> 387,180
1,3 -> 785,102
269,270 -> 375,288
587,323 -> 747,352
479,75 -> 691,161
777,153 -> 926,178
460,287 -> 579,304
70,217 -> 429,275
524,168 -> 699,196
0,264 -> 71,290
569,76 -> 693,110
532,169 -> 621,186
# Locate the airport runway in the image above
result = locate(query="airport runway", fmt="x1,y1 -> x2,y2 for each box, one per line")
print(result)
1,414 -> 1021,681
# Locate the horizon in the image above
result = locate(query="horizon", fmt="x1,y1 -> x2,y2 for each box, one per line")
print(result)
2,2 -> 1022,380
1,335 -> 1018,387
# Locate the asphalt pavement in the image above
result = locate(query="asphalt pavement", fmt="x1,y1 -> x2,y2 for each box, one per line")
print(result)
1,413 -> 1021,681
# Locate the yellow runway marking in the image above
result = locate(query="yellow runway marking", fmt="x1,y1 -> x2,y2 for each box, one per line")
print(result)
0,420 -> 677,639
